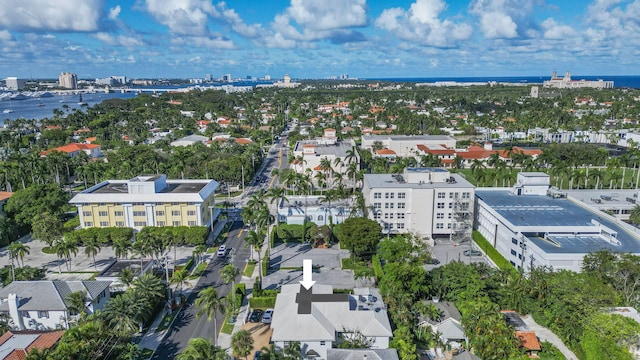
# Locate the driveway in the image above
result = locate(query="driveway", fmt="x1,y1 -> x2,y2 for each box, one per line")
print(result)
521,314 -> 578,360
424,239 -> 489,271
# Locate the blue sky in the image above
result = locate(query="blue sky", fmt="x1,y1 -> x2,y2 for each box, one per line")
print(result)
0,0 -> 639,80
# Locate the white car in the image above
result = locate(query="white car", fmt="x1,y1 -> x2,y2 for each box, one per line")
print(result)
217,245 -> 227,257
262,308 -> 274,324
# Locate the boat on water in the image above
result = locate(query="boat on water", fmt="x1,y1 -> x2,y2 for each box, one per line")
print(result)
3,109 -> 14,113
10,93 -> 28,100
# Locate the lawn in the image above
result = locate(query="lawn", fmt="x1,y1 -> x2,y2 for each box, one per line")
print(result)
220,315 -> 235,334
243,261 -> 256,277
341,258 -> 375,277
155,310 -> 180,332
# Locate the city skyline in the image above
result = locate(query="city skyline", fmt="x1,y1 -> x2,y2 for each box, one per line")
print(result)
0,0 -> 639,79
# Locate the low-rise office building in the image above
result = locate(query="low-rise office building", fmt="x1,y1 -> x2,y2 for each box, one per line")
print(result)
475,172 -> 640,272
291,129 -> 358,184
361,134 -> 456,158
363,168 -> 474,240
277,195 -> 361,226
69,174 -> 218,231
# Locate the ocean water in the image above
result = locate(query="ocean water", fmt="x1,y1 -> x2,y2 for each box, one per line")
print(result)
0,92 -> 137,124
366,75 -> 640,89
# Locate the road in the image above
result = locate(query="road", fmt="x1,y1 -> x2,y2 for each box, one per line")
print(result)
152,127 -> 291,359
152,219 -> 250,359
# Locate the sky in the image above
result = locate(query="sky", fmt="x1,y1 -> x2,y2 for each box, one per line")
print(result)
0,0 -> 639,80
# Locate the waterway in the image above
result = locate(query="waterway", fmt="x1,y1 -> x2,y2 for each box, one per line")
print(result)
0,92 -> 137,124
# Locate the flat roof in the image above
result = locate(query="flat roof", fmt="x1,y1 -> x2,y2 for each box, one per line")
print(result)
365,173 -> 473,189
90,181 -> 207,194
565,189 -> 638,208
98,259 -> 153,278
363,134 -> 453,141
294,140 -> 353,157
477,189 -> 640,254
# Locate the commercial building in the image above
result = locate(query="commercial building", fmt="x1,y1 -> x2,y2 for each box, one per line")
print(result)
277,195 -> 361,226
58,72 -> 78,89
475,173 -> 640,272
361,135 -> 456,158
270,284 -> 393,359
5,77 -> 26,90
69,174 -> 218,230
0,280 -> 111,330
363,168 -> 474,240
543,71 -> 613,89
564,189 -> 640,221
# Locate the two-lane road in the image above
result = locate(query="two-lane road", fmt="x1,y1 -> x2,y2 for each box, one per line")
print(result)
151,220 -> 251,359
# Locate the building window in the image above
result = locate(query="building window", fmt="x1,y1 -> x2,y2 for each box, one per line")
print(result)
397,213 -> 405,219
436,223 -> 444,229
116,221 -> 125,226
437,203 -> 444,209
510,261 -> 516,267
171,202 -> 180,206
462,192 -> 470,199
384,213 -> 389,219
38,311 -> 48,319
100,221 -> 109,227
188,221 -> 197,226
134,221 -> 146,227
84,222 -> 93,227
437,192 -> 445,199
83,211 -> 92,217
373,212 -> 381,219
114,211 -> 124,217
98,203 -> 106,206
133,211 -> 145,217
398,192 -> 406,199
132,202 -> 144,206
187,210 -> 196,216
374,192 -> 381,199
385,192 -> 390,199
385,203 -> 394,209
374,203 -> 381,209
320,341 -> 326,346
511,249 -> 517,256
447,223 -> 452,229
98,211 -> 108,217
317,215 -> 324,222
449,192 -> 454,199
437,213 -> 444,219
156,210 -> 165,216
172,211 -> 181,216
448,213 -> 453,219
172,221 -> 181,226
389,213 -> 394,219
157,221 -> 165,226
511,238 -> 518,245
398,203 -> 405,209
448,203 -> 453,209
397,223 -> 405,229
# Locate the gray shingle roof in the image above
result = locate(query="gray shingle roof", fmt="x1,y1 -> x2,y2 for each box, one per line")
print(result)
0,281 -> 111,312
327,349 -> 399,360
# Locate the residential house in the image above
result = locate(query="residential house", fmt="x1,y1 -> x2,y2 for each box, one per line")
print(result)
277,196 -> 361,226
501,311 -> 541,358
271,285 -> 393,360
418,301 -> 467,349
40,143 -> 102,158
0,281 -> 111,330
361,135 -> 456,158
69,174 -> 219,230
0,330 -> 64,359
170,134 -> 210,147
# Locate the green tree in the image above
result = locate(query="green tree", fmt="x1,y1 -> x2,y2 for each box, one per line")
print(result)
630,205 -> 640,226
7,241 -> 30,268
118,268 -> 135,288
334,217 -> 381,259
231,329 -> 254,359
4,184 -> 69,229
580,313 -> 640,360
178,338 -> 229,360
31,212 -> 64,247
195,287 -> 227,346
65,290 -> 87,319
221,264 -> 240,314
83,237 -> 101,271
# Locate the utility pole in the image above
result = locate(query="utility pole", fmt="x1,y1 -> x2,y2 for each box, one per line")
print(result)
241,164 -> 245,193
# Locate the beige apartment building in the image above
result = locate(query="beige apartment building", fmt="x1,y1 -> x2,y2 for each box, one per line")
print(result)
69,174 -> 218,230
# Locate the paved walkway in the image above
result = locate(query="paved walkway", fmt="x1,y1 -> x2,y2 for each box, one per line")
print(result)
521,314 -> 578,360
136,219 -> 229,355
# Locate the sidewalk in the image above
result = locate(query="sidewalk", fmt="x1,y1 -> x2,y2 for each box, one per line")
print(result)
136,219 -> 229,355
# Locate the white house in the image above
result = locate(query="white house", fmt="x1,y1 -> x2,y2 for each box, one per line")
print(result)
170,134 -> 210,147
277,196 -> 361,226
270,284 -> 393,360
0,281 -> 111,330
361,135 -> 456,158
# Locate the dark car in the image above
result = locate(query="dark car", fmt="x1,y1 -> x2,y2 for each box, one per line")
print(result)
249,309 -> 263,322
254,351 -> 262,360
425,257 -> 440,265
463,249 -> 482,256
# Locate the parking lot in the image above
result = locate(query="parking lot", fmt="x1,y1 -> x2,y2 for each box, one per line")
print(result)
425,239 -> 489,270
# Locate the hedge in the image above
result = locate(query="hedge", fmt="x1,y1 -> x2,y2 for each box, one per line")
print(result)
275,223 -> 317,243
372,255 -> 384,280
262,248 -> 270,277
472,231 -> 516,272
137,226 -> 209,246
65,227 -> 134,245
249,296 -> 276,309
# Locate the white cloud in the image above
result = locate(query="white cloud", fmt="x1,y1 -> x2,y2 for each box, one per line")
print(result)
216,2 -> 263,38
93,32 -> 144,47
0,31 -> 13,41
375,0 -> 472,47
171,35 -> 236,49
0,0 -> 104,32
143,0 -> 219,35
541,18 -> 577,40
109,5 -> 121,20
469,0 -> 538,39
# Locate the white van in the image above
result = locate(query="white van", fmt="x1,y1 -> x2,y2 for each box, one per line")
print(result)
217,245 -> 227,257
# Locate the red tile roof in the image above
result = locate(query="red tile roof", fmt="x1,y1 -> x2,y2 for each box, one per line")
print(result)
40,143 -> 100,156
235,138 -> 252,144
376,148 -> 396,155
417,144 -> 455,155
0,331 -> 64,360
0,191 -> 13,201
515,330 -> 541,351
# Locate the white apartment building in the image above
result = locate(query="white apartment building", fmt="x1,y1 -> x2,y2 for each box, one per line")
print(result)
58,72 -> 78,89
543,71 -> 613,89
361,135 -> 456,158
363,168 -> 474,240
5,77 -> 26,90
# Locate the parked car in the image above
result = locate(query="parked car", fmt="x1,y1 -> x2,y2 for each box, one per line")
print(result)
425,257 -> 441,265
249,309 -> 263,322
217,245 -> 227,257
463,249 -> 482,256
254,351 -> 262,360
262,308 -> 274,324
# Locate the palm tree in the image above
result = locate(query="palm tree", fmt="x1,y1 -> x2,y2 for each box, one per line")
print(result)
178,337 -> 229,360
630,205 -> 640,226
65,291 -> 87,320
7,241 -> 30,268
231,329 -> 254,360
470,159 -> 486,175
221,264 -> 240,314
171,269 -> 188,294
113,237 -> 132,259
132,273 -> 166,302
245,230 -> 265,283
83,237 -> 101,271
195,287 -> 227,346
54,238 -> 78,272
283,341 -> 302,360
119,268 -> 135,289
319,190 -> 339,228
266,187 -> 288,207
104,291 -> 147,334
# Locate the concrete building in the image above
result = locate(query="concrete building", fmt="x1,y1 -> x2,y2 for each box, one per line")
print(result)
363,168 -> 474,240
270,284 -> 393,359
277,195 -> 361,226
475,173 -> 640,272
58,72 -> 77,89
361,135 -> 456,158
170,134 -> 209,147
543,71 -> 613,89
291,129 -> 358,185
274,74 -> 301,88
564,189 -> 640,221
40,143 -> 102,158
69,174 -> 218,230
5,77 -> 26,90
0,281 -> 111,330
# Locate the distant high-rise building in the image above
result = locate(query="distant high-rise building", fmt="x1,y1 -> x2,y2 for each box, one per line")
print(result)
543,70 -> 613,89
222,74 -> 232,82
264,75 -> 271,81
205,74 -> 212,81
5,77 -> 26,90
530,86 -> 539,98
59,72 -> 78,89
246,75 -> 252,80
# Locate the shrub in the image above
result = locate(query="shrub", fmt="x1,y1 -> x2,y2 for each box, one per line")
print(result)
472,231 -> 515,272
137,226 -> 209,246
249,296 -> 276,309
262,248 -> 270,276
275,223 -> 317,243
372,255 -> 384,280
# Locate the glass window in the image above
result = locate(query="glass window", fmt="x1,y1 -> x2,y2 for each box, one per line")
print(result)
83,211 -> 92,217
157,221 -> 165,226
463,192 -> 470,199
134,221 -> 146,227
511,249 -> 517,256
397,213 -> 405,219
188,221 -> 197,226
133,211 -> 145,217
397,223 -> 405,229
172,210 -> 181,216
156,210 -> 165,216
397,203 -> 405,209
437,192 -> 445,199
374,192 -> 381,199
116,221 -> 125,226
84,222 -> 93,227
187,210 -> 196,216
511,238 -> 518,245
172,221 -> 181,226
437,213 -> 444,219
99,211 -> 108,217
114,211 -> 124,217
436,223 -> 444,229
100,221 -> 109,227
374,203 -> 381,209
38,311 -> 48,319
437,203 -> 444,209
398,192 -> 406,199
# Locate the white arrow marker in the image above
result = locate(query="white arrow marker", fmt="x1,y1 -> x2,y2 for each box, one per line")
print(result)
299,259 -> 316,290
